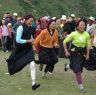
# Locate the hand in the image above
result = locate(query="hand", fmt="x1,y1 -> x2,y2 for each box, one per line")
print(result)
26,39 -> 34,43
64,32 -> 68,37
54,43 -> 60,48
65,51 -> 70,57
33,45 -> 39,53
33,46 -> 38,53
86,54 -> 89,60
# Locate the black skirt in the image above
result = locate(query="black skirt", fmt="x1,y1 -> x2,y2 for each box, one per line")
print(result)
38,46 -> 58,64
84,48 -> 96,71
6,45 -> 35,75
69,53 -> 84,73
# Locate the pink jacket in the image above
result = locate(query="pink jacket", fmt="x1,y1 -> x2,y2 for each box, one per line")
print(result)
0,27 -> 2,39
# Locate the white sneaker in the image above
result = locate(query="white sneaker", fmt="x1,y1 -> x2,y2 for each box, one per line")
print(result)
6,50 -> 9,53
80,88 -> 86,93
47,71 -> 53,75
64,63 -> 69,71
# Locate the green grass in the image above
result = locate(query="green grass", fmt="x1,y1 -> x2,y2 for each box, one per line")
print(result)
0,51 -> 96,95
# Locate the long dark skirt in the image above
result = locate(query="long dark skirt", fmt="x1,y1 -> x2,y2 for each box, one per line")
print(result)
84,48 -> 96,71
38,46 -> 58,72
69,53 -> 84,73
6,47 -> 35,75
39,46 -> 58,64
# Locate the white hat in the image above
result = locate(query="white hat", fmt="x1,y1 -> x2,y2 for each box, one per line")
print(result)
61,15 -> 66,20
13,13 -> 18,16
7,23 -> 12,26
52,17 -> 56,20
17,17 -> 21,20
71,14 -> 75,18
89,16 -> 95,21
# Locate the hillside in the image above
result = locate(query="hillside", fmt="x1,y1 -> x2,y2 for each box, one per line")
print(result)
0,0 -> 96,18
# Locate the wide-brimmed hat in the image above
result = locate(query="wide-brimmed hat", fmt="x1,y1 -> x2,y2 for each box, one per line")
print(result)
13,13 -> 18,16
70,14 -> 75,18
61,15 -> 66,20
52,17 -> 56,20
89,16 -> 95,21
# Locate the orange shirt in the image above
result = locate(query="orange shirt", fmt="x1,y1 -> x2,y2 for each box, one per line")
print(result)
34,29 -> 58,48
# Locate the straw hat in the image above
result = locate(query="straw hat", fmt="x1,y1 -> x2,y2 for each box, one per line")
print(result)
89,16 -> 95,21
70,14 -> 75,18
13,13 -> 18,16
61,15 -> 66,20
52,17 -> 56,20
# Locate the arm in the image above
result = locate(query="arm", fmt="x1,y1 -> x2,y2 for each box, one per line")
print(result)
34,31 -> 44,46
63,33 -> 74,57
93,36 -> 96,47
12,23 -> 16,33
63,42 -> 70,57
16,25 -> 27,44
16,26 -> 34,44
63,32 -> 73,44
86,34 -> 91,60
54,31 -> 59,48
0,28 -> 2,39
34,31 -> 44,53
86,46 -> 90,60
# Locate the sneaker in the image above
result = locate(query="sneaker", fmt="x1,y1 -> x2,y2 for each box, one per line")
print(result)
64,63 -> 68,71
80,89 -> 86,93
32,83 -> 40,90
47,71 -> 53,75
6,50 -> 9,53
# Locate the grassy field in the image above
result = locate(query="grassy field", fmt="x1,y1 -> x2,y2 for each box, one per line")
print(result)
0,50 -> 96,95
